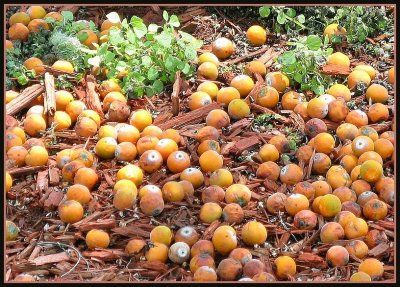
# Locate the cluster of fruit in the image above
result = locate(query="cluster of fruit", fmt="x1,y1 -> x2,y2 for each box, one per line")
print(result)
5,10 -> 395,282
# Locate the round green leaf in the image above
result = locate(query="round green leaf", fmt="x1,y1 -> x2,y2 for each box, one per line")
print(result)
277,11 -> 286,25
259,6 -> 271,18
306,35 -> 321,51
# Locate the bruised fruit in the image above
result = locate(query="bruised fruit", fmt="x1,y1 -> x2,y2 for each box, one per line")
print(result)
225,184 -> 252,207
332,187 -> 356,203
196,126 -> 219,142
320,222 -> 345,243
229,248 -> 252,266
169,242 -> 191,264
326,165 -> 352,190
326,245 -> 349,267
217,258 -> 243,281
265,72 -> 289,92
180,167 -> 204,188
138,184 -> 162,199
334,211 -> 356,228
167,151 -> 191,173
206,109 -> 230,129
191,240 -> 215,258
194,266 -> 217,281
58,200 -> 84,224
346,109 -> 368,128
136,136 -> 159,155
344,217 -> 368,239
175,226 -> 199,247
328,98 -> 349,122
293,181 -> 315,200
279,164 -> 303,185
75,117 -> 98,138
115,142 -> 137,162
212,225 -> 237,255
347,70 -> 371,90
305,118 -> 327,138
307,97 -> 328,119
362,199 -> 388,221
312,181 -> 332,197
139,150 -> 163,173
190,253 -> 215,273
336,123 -> 359,141
364,229 -> 388,249
139,194 -> 164,216
281,90 -> 301,110
368,103 -> 389,123
228,99 -> 250,120
212,37 -> 235,59
243,259 -> 266,278
6,221 -> 19,241
345,240 -> 369,259
188,91 -> 212,111
359,160 -> 383,183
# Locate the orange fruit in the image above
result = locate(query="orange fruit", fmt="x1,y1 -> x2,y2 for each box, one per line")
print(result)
8,23 -> 29,42
27,6 -> 47,19
347,70 -> 371,90
354,65 -> 376,80
198,52 -> 220,66
52,60 -> 74,73
86,229 -> 110,249
23,57 -> 45,75
327,83 -> 351,102
211,37 -> 235,59
197,62 -> 218,81
197,81 -> 219,100
327,52 -> 350,67
246,25 -> 267,46
265,72 -> 289,92
58,199 -> 84,224
27,19 -> 50,32
9,12 -> 31,26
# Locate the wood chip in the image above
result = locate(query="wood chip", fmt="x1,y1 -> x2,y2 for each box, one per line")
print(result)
6,84 -> 44,116
321,64 -> 351,76
31,252 -> 70,266
171,71 -> 182,116
84,74 -> 105,118
43,72 -> 56,120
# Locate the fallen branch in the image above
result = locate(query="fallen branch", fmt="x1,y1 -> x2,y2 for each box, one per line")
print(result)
171,71 -> 182,116
250,103 -> 291,124
6,84 -> 44,116
224,46 -> 270,65
84,74 -> 105,118
44,72 -> 56,120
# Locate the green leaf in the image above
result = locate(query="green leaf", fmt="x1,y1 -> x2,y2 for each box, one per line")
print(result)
259,6 -> 271,18
294,72 -> 303,83
169,15 -> 180,27
131,16 -> 147,39
61,11 -> 74,22
286,8 -> 296,18
77,31 -> 89,42
155,32 -> 172,48
182,63 -> 191,75
306,35 -> 321,51
126,29 -> 136,44
184,47 -> 197,60
277,11 -> 286,25
142,56 -> 152,66
165,55 -> 178,71
297,14 -> 305,24
125,44 -> 136,56
152,80 -> 164,94
147,67 -> 159,80
109,29 -> 124,45
148,24 -> 159,33
279,51 -> 296,66
163,10 -> 169,22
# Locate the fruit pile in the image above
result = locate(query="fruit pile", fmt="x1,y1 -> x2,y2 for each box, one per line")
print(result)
5,6 -> 394,282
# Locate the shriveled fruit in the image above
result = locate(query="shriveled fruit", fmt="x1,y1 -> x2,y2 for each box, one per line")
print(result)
212,225 -> 237,255
58,199 -> 84,224
265,192 -> 287,214
364,229 -> 388,249
217,258 -> 243,281
345,240 -> 369,259
328,98 -> 349,122
305,118 -> 327,138
190,253 -> 215,273
206,109 -> 230,129
169,242 -> 191,264
191,240 -> 215,258
243,259 -> 266,278
256,161 -> 280,180
368,103 -> 389,123
229,248 -> 252,266
136,136 -> 159,155
241,221 -> 267,245
334,211 -> 356,229
222,203 -> 244,224
6,220 -> 19,241
225,184 -> 252,207
193,266 -> 217,281
341,201 -> 362,217
336,123 -> 359,141
326,245 -> 349,267
103,91 -> 126,112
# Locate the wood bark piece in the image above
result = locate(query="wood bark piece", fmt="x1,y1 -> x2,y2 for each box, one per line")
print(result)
75,219 -> 117,232
31,252 -> 70,266
44,73 -> 56,119
179,7 -> 207,23
171,71 -> 182,116
84,74 -> 105,118
257,47 -> 282,65
250,103 -> 291,124
321,64 -> 351,76
111,226 -> 150,238
8,166 -> 47,177
229,136 -> 260,154
6,84 -> 44,116
157,102 -> 221,130
82,249 -> 125,261
224,46 -> 269,65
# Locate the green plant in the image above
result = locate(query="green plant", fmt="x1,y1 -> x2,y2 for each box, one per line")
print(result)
276,35 -> 333,95
259,6 -> 307,34
88,11 -> 203,98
